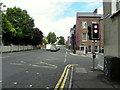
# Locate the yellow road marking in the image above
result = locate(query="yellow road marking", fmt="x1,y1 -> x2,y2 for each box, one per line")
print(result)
54,64 -> 70,90
10,62 -> 57,69
54,64 -> 78,90
60,65 -> 71,90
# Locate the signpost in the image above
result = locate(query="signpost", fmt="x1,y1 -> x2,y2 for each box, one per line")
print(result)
88,23 -> 100,70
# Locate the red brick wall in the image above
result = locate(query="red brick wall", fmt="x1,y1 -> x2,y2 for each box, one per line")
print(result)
75,17 -> 104,53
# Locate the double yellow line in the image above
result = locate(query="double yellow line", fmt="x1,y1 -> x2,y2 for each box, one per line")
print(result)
54,64 -> 78,90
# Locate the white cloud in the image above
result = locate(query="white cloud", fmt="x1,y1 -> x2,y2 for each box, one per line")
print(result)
1,0 -> 103,40
98,5 -> 103,14
1,0 -> 73,40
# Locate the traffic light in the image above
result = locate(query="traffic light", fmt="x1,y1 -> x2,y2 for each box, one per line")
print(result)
91,23 -> 100,40
88,25 -> 92,40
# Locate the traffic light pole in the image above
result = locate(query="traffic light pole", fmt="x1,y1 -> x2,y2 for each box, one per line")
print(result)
92,40 -> 96,70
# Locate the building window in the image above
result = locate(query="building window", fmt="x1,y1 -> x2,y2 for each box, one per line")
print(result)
111,0 -> 120,14
88,45 -> 92,52
82,33 -> 87,41
82,21 -> 87,29
116,0 -> 120,10
111,0 -> 117,14
95,46 -> 99,53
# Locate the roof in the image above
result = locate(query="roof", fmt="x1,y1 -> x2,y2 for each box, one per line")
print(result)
77,12 -> 103,18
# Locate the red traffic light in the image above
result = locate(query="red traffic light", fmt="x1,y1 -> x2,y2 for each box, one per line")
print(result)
94,25 -> 98,29
91,23 -> 100,40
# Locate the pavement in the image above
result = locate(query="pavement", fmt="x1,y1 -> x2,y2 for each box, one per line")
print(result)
69,51 -> 120,90
72,66 -> 120,89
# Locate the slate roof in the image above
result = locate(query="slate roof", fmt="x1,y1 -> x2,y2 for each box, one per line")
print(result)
77,12 -> 103,18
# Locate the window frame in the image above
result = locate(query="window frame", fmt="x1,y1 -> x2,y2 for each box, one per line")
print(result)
111,0 -> 120,15
88,45 -> 92,53
82,33 -> 87,41
95,45 -> 99,53
82,21 -> 87,29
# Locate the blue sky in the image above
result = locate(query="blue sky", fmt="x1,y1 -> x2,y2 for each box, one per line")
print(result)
1,0 -> 103,40
56,2 -> 103,19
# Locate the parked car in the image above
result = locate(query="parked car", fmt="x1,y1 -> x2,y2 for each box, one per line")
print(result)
50,46 -> 58,52
46,44 -> 52,51
56,46 -> 60,50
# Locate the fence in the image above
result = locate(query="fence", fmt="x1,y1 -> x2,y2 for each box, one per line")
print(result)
1,45 -> 37,53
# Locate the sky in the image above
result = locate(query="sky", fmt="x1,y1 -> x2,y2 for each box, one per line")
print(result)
1,0 -> 103,40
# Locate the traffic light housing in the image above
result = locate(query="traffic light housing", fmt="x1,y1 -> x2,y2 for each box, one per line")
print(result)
88,25 -> 92,40
91,23 -> 100,40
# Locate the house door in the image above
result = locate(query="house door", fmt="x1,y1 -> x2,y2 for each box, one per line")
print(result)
80,45 -> 85,54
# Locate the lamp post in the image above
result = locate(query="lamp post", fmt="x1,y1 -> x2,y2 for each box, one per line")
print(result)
0,2 -> 2,89
0,2 -> 6,46
0,2 -> 6,89
0,3 -> 3,45
70,26 -> 76,54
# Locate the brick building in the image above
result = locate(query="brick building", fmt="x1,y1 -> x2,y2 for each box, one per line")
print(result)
75,9 -> 104,54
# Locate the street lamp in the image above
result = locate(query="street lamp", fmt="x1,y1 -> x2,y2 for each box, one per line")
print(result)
0,2 -> 6,46
70,26 -> 76,54
0,2 -> 3,45
0,2 -> 2,89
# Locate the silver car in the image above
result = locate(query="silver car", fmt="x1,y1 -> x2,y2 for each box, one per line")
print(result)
50,46 -> 58,52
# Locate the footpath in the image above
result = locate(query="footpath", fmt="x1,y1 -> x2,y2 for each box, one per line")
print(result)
68,50 -> 120,90
72,65 -> 120,89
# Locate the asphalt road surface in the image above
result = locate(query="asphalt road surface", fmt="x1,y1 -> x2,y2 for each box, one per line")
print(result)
2,46 -> 94,89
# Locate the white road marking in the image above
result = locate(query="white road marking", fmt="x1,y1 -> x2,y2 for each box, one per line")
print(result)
29,84 -> 33,87
26,71 -> 28,73
64,58 -> 66,63
37,73 -> 39,75
13,82 -> 17,85
69,66 -> 73,89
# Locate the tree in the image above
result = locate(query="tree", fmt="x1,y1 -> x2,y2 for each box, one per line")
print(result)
2,14 -> 16,45
32,28 -> 43,45
58,36 -> 65,45
47,32 -> 57,44
4,7 -> 34,45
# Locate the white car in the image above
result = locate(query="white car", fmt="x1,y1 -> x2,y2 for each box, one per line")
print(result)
46,44 -> 52,51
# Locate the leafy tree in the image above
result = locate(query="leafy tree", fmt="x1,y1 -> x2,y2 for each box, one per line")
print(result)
47,32 -> 57,44
58,36 -> 65,45
2,14 -> 16,45
32,28 -> 43,45
4,7 -> 34,45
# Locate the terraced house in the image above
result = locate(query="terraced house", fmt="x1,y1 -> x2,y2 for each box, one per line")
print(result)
75,9 -> 104,54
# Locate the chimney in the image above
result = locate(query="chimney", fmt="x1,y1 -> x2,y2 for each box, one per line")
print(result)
94,9 -> 98,13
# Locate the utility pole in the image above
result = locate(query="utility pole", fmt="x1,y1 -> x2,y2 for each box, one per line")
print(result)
92,40 -> 96,70
88,23 -> 100,71
0,3 -> 2,46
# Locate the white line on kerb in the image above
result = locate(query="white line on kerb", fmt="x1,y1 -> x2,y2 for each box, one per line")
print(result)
64,58 -> 66,63
69,66 -> 74,89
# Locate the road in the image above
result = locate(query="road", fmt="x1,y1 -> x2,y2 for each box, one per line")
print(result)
2,46 -> 94,89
